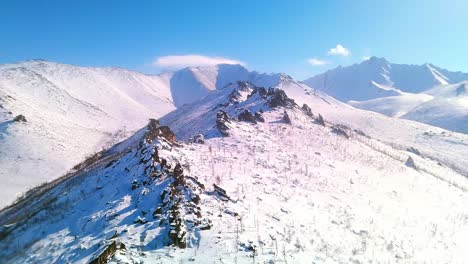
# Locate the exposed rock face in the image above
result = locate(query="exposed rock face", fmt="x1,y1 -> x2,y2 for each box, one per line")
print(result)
267,88 -> 296,108
238,109 -> 257,124
316,114 -> 326,126
213,184 -> 230,202
248,87 -> 268,99
216,110 -> 231,136
282,110 -> 291,124
229,81 -> 253,104
157,164 -> 210,248
159,126 -> 176,143
331,124 -> 350,139
144,119 -> 176,143
12,115 -> 27,122
301,104 -> 313,118
89,241 -> 121,264
144,119 -> 161,143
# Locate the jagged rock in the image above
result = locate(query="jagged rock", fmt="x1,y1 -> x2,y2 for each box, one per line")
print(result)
12,114 -> 26,122
229,81 -> 252,103
174,163 -> 183,178
282,110 -> 291,124
316,114 -> 325,126
248,87 -> 268,99
159,126 -> 176,142
216,110 -> 231,136
144,119 -> 160,143
254,112 -> 265,123
407,147 -> 421,156
267,88 -> 296,108
152,147 -> 160,163
193,134 -> 204,144
89,241 -> 117,264
331,124 -> 350,139
213,184 -> 230,201
238,109 -> 257,124
301,104 -> 313,118
160,158 -> 167,170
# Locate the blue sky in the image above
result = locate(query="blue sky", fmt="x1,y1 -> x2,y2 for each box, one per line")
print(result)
1,0 -> 467,79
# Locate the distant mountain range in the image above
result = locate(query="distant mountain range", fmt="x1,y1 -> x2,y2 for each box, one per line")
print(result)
304,56 -> 468,133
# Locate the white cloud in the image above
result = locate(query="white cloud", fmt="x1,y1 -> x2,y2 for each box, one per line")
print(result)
153,54 -> 245,68
362,56 -> 370,61
308,58 -> 329,66
328,44 -> 351,56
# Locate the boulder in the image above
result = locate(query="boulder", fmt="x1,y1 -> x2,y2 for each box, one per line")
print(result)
13,114 -> 27,122
282,110 -> 291,124
254,112 -> 265,123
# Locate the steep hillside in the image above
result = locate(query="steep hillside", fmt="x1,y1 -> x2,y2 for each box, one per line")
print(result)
1,82 -> 467,263
0,61 -> 290,207
0,60 -> 176,207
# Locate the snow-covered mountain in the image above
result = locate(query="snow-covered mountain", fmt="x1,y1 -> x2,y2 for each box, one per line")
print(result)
305,57 -> 468,133
0,60 -> 302,207
350,81 -> 468,133
1,81 -> 467,263
304,56 -> 468,102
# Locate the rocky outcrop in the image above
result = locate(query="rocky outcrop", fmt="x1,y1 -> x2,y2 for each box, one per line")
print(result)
12,114 -> 26,122
159,126 -> 176,143
216,110 -> 231,136
229,81 -> 253,104
267,88 -> 296,108
316,114 -> 326,126
144,119 -> 176,143
254,112 -> 265,123
89,241 -> 126,264
405,156 -> 416,168
331,124 -> 350,139
238,109 -> 257,124
301,104 -> 313,118
153,162 -> 210,248
282,110 -> 291,124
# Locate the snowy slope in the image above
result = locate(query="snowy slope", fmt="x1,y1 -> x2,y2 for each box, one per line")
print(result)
0,61 -> 308,208
349,81 -> 468,133
304,56 -> 468,102
0,60 -> 178,207
1,82 -> 467,263
305,57 -> 468,133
